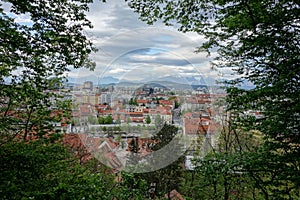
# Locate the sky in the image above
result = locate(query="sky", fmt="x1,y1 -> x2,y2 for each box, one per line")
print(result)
69,0 -> 224,85
2,0 -> 230,86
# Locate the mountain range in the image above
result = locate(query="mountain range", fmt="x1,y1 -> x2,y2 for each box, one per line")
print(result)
67,75 -> 253,91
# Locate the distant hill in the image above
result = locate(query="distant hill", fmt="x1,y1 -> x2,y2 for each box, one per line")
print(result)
66,74 -> 247,93
67,75 -> 98,84
155,75 -> 207,85
98,76 -> 119,85
67,75 -> 118,85
147,81 -> 194,90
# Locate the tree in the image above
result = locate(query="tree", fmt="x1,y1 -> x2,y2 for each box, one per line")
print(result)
183,110 -> 265,200
114,172 -> 147,200
145,124 -> 185,199
129,97 -> 138,106
98,116 -> 105,124
0,0 -> 97,143
174,100 -> 180,109
127,137 -> 141,167
126,0 -> 300,198
104,115 -> 113,124
145,115 -> 151,124
88,115 -> 97,124
0,139 -> 114,199
0,1 -> 156,199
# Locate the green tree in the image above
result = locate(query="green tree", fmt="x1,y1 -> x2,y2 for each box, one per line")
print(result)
174,100 -> 180,109
0,0 -> 97,142
127,0 -> 300,198
129,97 -> 138,106
145,124 -> 185,199
98,116 -> 105,124
0,1 -> 138,199
88,115 -> 97,124
114,172 -> 147,200
126,137 -> 141,168
145,115 -> 151,124
183,110 -> 264,200
104,115 -> 113,124
0,139 -> 114,199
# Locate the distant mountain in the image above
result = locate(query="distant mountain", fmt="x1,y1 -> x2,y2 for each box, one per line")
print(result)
185,76 -> 207,85
67,75 -> 98,84
216,78 -> 255,90
146,81 -> 195,90
204,76 -> 218,86
116,81 -> 142,87
156,76 -> 188,84
66,73 -> 253,92
67,74 -> 219,86
143,82 -> 169,89
191,85 -> 209,90
67,75 -> 119,85
155,75 -> 204,85
98,76 -> 119,85
145,75 -> 215,86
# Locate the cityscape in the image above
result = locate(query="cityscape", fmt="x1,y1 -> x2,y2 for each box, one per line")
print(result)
58,79 -> 227,171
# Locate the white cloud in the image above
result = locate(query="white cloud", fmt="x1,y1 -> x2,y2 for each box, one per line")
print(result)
107,68 -> 130,75
68,0 -> 222,83
129,54 -> 158,61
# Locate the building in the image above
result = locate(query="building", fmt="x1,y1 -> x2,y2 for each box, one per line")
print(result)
100,92 -> 112,104
83,81 -> 93,90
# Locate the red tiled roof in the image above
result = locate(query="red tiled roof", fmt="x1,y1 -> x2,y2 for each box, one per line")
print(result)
149,106 -> 172,115
79,104 -> 95,115
63,134 -> 92,163
137,99 -> 150,104
126,138 -> 155,156
128,112 -> 143,116
159,100 -> 174,105
164,189 -> 185,200
130,117 -> 144,122
63,134 -> 123,169
143,109 -> 149,113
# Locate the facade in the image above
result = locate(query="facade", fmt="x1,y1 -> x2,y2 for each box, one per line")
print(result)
100,92 -> 112,104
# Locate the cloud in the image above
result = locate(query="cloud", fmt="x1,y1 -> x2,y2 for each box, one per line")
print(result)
69,0 -> 221,82
107,68 -> 130,75
129,54 -> 158,62
2,0 -> 221,84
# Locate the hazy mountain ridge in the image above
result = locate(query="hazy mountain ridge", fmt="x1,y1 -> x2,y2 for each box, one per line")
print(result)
67,75 -> 252,91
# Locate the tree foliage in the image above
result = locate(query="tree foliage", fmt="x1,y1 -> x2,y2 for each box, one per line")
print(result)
98,115 -> 114,124
104,115 -> 113,124
0,0 -> 97,142
129,97 -> 138,106
145,115 -> 151,124
147,124 -> 185,198
0,139 -> 114,199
